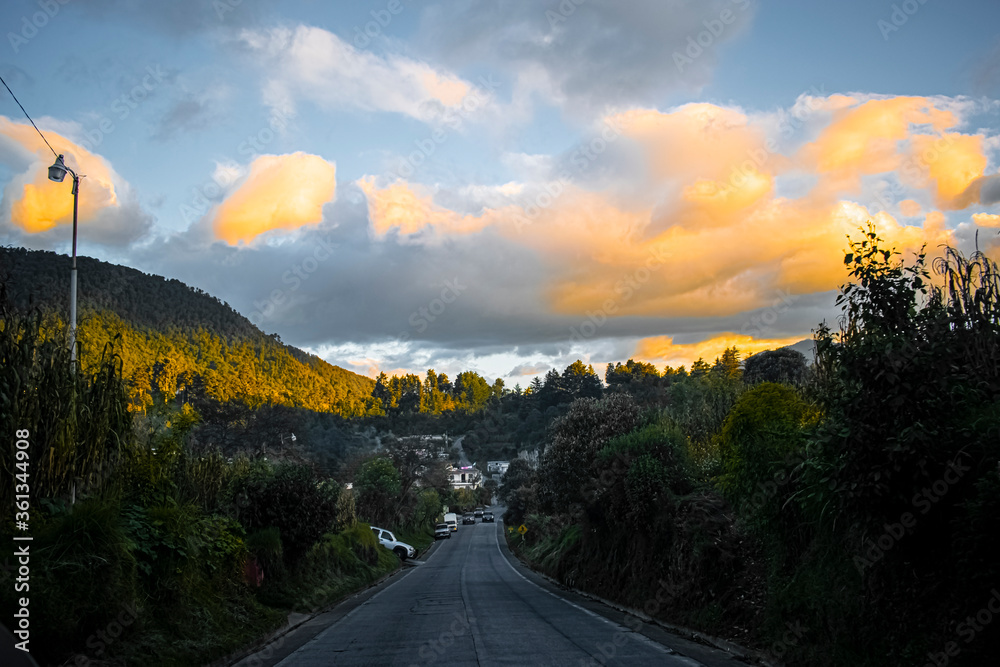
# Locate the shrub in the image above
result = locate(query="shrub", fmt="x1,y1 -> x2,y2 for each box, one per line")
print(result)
233,461 -> 340,564
538,393 -> 640,511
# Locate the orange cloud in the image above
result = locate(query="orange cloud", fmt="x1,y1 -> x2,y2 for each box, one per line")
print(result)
1,118 -> 121,233
359,95 -> 983,329
800,96 -> 956,177
635,333 -> 806,369
359,177 -> 500,238
611,103 -> 773,184
899,199 -> 922,217
973,213 -> 1000,228
907,133 -> 988,208
212,152 -> 336,245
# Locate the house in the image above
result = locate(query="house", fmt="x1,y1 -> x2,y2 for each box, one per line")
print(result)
447,464 -> 482,490
486,460 -> 510,482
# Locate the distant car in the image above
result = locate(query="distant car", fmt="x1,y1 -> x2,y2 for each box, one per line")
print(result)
462,513 -> 476,525
370,526 -> 417,560
482,512 -> 494,523
474,508 -> 484,519
434,523 -> 451,540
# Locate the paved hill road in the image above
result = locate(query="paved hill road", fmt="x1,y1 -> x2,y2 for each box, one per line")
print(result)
234,510 -> 751,666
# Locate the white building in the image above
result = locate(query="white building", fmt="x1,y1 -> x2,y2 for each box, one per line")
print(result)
486,460 -> 509,482
447,465 -> 482,490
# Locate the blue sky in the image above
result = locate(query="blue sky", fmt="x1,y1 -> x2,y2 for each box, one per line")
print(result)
2,0 -> 999,385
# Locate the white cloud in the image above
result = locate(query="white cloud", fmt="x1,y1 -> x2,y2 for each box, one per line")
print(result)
237,24 -> 482,125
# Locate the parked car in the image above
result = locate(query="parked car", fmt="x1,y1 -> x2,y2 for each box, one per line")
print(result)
370,526 -> 417,560
474,507 -> 484,519
443,512 -> 458,532
482,512 -> 495,523
462,513 -> 476,525
434,523 -> 451,540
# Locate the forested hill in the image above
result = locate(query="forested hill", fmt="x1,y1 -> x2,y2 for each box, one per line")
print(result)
1,246 -> 260,338
0,246 -> 375,415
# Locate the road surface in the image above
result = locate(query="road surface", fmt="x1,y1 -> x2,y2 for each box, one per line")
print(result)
234,511 -> 750,666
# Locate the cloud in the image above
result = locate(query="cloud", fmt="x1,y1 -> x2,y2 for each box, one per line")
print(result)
959,173 -> 1000,206
418,0 -> 757,117
507,362 -> 553,378
236,24 -> 481,125
127,93 -> 997,381
210,152 -> 337,245
152,87 -> 228,141
69,0 -> 273,35
973,213 -> 1000,228
357,177 -> 497,239
0,117 -> 152,248
636,333 -> 806,368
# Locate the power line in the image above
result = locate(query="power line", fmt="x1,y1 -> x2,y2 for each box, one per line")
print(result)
0,74 -> 60,159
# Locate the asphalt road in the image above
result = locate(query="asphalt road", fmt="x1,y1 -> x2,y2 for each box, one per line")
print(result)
233,511 -> 750,666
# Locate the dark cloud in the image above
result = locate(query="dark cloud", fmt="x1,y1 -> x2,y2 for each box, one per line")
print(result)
126,181 -> 837,378
417,0 -> 756,117
68,0 -> 274,35
0,196 -> 154,251
959,173 -> 1000,206
152,93 -> 220,141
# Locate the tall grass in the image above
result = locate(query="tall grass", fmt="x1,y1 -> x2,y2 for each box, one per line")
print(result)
1,298 -> 133,510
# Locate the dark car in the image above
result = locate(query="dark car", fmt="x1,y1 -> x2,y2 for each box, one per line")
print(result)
434,523 -> 451,539
474,508 -> 484,519
482,512 -> 495,523
462,513 -> 476,525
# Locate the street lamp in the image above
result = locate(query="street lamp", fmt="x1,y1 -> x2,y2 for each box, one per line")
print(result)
48,154 -> 81,371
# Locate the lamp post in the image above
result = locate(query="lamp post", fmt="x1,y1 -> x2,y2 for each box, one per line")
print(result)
47,154 -> 81,372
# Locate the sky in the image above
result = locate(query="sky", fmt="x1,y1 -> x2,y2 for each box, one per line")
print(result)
1,0 -> 999,387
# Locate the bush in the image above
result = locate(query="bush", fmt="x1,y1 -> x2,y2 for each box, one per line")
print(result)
538,393 -> 640,511
233,461 -> 341,564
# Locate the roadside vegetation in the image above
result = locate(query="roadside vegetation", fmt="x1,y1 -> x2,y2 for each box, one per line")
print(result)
503,225 -> 1000,666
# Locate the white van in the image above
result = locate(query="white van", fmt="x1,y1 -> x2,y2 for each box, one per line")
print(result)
443,512 -> 458,532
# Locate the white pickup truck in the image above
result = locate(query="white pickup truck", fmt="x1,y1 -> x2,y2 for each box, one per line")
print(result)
370,526 -> 417,560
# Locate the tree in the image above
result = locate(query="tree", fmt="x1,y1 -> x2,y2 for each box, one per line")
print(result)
690,357 -> 711,378
500,458 -> 536,504
354,456 -> 402,526
537,393 -> 641,512
742,348 -> 808,386
454,371 -> 493,412
562,360 -> 603,399
711,346 -> 741,380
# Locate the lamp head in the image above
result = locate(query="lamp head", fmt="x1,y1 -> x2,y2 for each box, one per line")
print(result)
48,154 -> 68,183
